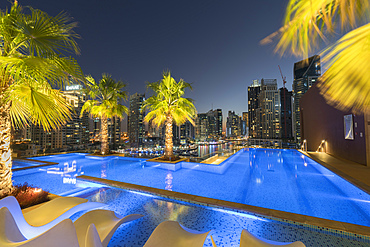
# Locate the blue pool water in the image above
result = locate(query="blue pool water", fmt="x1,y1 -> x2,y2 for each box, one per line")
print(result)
13,149 -> 370,227
69,186 -> 369,247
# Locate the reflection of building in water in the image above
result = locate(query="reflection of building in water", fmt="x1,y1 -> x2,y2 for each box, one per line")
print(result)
101,163 -> 107,178
249,149 -> 264,184
46,159 -> 83,184
144,200 -> 188,221
165,171 -> 173,191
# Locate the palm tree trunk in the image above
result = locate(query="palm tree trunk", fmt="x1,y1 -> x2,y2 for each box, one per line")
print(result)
100,116 -> 109,155
165,114 -> 173,158
0,97 -> 13,197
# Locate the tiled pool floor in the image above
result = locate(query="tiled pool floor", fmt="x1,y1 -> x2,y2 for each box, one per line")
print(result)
70,187 -> 369,247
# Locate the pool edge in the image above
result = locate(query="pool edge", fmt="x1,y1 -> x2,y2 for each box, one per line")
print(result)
299,150 -> 370,195
77,174 -> 370,238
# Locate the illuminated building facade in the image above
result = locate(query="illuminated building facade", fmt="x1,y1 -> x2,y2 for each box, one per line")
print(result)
226,111 -> 242,138
195,113 -> 208,141
128,93 -> 145,148
248,80 -> 261,138
258,79 -> 280,139
293,55 -> 321,143
180,121 -> 195,144
242,112 -> 248,136
279,87 -> 293,140
29,84 -> 89,151
195,109 -> 222,141
63,85 -> 90,149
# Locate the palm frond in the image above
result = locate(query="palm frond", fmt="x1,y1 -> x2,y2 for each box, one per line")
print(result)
143,71 -> 197,126
6,81 -> 72,131
318,22 -> 370,112
262,0 -> 370,57
81,74 -> 128,119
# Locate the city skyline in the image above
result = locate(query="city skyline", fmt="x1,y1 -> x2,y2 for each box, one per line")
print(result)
0,0 -> 318,121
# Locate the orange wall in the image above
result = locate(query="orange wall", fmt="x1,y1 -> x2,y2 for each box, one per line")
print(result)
300,84 -> 367,165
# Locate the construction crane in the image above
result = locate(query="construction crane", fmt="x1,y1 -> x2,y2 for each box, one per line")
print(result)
278,65 -> 287,139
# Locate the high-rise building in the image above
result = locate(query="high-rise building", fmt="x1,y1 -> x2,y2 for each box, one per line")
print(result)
293,55 -> 321,142
107,117 -> 121,149
195,113 -> 208,141
128,93 -> 145,148
194,109 -> 222,141
180,121 -> 195,144
242,112 -> 248,136
258,79 -> 280,139
226,111 -> 241,138
30,84 -> 89,151
214,109 -> 223,138
279,87 -> 293,140
206,109 -> 223,140
63,85 -> 90,149
248,80 -> 261,138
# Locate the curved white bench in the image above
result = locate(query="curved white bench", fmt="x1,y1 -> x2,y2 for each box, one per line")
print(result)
0,196 -> 104,239
239,229 -> 306,247
144,221 -> 212,247
0,207 -> 143,247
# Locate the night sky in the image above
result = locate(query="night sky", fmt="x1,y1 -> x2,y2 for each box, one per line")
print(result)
3,0 -> 306,129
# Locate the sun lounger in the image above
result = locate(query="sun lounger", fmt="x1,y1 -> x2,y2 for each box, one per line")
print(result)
0,207 -> 81,247
74,209 -> 143,247
143,221 -> 212,247
0,196 -> 104,239
239,229 -> 306,247
0,207 -> 143,247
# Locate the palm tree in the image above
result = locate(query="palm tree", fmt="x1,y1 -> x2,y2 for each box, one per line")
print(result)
81,74 -> 128,155
143,72 -> 197,159
0,2 -> 84,196
262,0 -> 370,112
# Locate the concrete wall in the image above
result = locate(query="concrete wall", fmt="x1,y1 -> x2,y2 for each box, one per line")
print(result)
300,84 -> 367,165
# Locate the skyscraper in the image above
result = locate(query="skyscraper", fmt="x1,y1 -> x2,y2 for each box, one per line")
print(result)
180,121 -> 195,144
30,84 -> 89,151
248,80 -> 261,138
258,79 -> 280,139
194,109 -> 222,141
107,117 -> 121,149
63,84 -> 90,149
293,55 -> 321,142
195,113 -> 208,141
279,87 -> 293,140
128,93 -> 145,148
226,111 -> 241,138
242,112 -> 248,136
206,109 -> 223,140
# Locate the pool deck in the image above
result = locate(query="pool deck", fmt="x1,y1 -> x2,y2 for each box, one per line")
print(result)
302,151 -> 370,195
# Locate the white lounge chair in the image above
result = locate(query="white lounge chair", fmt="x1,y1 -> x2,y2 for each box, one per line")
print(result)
144,221 -> 212,247
0,207 -> 81,247
239,229 -> 306,247
0,207 -> 143,247
74,209 -> 144,247
0,196 -> 104,239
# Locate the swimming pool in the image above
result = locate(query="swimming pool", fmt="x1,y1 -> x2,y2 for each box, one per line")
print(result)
13,149 -> 370,227
68,186 -> 369,247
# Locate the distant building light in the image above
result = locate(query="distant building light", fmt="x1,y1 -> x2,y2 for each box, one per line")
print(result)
66,85 -> 82,91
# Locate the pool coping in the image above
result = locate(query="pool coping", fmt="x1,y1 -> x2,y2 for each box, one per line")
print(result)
12,158 -> 58,172
77,175 -> 370,237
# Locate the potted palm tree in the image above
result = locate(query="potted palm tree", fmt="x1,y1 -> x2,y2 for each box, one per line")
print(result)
81,74 -> 128,155
143,71 -> 197,161
0,1 -> 84,197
